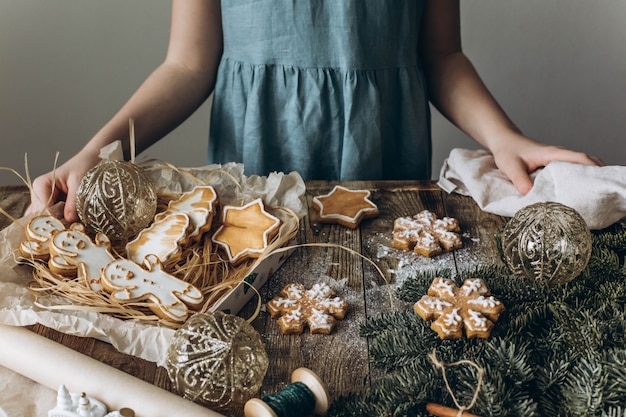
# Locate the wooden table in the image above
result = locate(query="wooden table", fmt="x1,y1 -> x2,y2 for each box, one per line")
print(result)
0,181 -> 508,415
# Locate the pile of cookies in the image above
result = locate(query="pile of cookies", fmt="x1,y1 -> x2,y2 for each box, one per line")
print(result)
19,185 -> 284,325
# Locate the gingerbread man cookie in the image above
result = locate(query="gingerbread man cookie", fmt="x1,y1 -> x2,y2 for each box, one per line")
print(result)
392,210 -> 462,257
212,198 -> 281,265
101,254 -> 204,323
49,223 -> 114,291
19,215 -> 78,277
414,277 -> 505,339
47,253 -> 79,278
19,215 -> 66,261
266,283 -> 349,334
312,185 -> 379,229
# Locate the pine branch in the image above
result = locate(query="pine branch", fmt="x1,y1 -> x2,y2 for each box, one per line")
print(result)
395,268 -> 453,302
593,221 -> 626,253
562,357 -> 608,416
601,349 -> 626,408
602,407 -> 626,417
328,221 -> 626,417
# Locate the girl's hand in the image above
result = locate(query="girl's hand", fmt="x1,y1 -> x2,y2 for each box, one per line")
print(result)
26,151 -> 100,223
490,134 -> 603,195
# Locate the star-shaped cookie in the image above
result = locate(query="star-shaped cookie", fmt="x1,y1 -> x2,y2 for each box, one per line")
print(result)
212,198 -> 281,265
312,185 -> 379,229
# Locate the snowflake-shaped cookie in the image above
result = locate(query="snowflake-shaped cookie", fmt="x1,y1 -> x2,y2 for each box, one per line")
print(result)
392,210 -> 462,257
414,277 -> 505,339
266,283 -> 349,334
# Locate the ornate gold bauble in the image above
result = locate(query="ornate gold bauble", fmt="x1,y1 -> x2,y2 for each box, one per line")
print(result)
501,201 -> 592,286
75,159 -> 157,241
165,312 -> 269,412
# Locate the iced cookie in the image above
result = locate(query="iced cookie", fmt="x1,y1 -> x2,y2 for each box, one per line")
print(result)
47,254 -> 78,278
126,212 -> 191,265
266,283 -> 349,334
212,198 -> 281,265
312,185 -> 379,229
414,277 -> 505,339
19,215 -> 66,261
157,185 -> 219,242
101,254 -> 204,323
392,210 -> 462,257
49,223 -> 114,291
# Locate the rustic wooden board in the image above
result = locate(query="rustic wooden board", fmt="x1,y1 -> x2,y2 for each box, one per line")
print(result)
1,181 -> 509,416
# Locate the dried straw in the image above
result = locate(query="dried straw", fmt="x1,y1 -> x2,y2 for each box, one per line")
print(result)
3,139 -> 301,328
24,194 -> 300,328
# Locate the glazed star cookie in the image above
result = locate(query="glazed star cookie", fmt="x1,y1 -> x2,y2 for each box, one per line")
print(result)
266,283 -> 349,334
312,185 -> 379,229
414,277 -> 505,339
212,198 -> 281,265
392,210 -> 462,257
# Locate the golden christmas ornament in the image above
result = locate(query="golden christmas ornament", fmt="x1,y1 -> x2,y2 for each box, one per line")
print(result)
165,312 -> 269,413
501,201 -> 592,286
75,159 -> 157,241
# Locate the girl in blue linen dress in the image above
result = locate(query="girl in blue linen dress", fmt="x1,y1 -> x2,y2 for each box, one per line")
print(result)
28,0 -> 602,223
210,1 -> 431,181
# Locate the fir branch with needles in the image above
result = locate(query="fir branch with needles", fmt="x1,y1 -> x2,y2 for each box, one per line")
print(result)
328,223 -> 626,417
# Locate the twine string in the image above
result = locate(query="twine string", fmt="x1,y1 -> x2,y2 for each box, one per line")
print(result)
261,381 -> 316,417
428,349 -> 484,417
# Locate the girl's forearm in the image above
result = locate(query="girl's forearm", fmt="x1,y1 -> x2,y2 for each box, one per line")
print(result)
82,61 -> 216,160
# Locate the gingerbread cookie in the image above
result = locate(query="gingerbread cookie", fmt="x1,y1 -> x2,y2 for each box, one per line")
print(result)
312,185 -> 379,229
47,254 -> 78,278
414,277 -> 504,339
49,223 -> 115,291
392,210 -> 462,257
101,254 -> 204,323
157,185 -> 219,242
19,215 -> 66,261
212,198 -> 281,265
266,283 -> 349,334
126,212 -> 191,265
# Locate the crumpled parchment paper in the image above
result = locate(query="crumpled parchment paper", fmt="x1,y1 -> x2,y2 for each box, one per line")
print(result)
0,154 -> 306,366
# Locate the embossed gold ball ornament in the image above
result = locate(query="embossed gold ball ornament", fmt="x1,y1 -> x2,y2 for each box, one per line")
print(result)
75,159 -> 157,241
165,312 -> 269,412
501,201 -> 592,286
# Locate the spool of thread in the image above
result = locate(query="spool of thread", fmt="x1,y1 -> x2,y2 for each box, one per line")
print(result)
244,368 -> 329,417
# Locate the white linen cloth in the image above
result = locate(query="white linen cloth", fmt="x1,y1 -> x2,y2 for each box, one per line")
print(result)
437,148 -> 626,230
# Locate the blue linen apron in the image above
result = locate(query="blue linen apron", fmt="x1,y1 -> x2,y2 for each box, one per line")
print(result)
209,0 -> 431,181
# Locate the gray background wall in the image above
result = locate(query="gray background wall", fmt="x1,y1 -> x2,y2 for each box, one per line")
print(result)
1,1 -> 624,185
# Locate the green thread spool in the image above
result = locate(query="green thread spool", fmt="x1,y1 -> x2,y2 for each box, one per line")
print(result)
244,368 -> 329,417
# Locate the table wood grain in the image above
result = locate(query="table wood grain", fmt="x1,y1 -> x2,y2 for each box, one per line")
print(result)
0,181 -> 508,416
